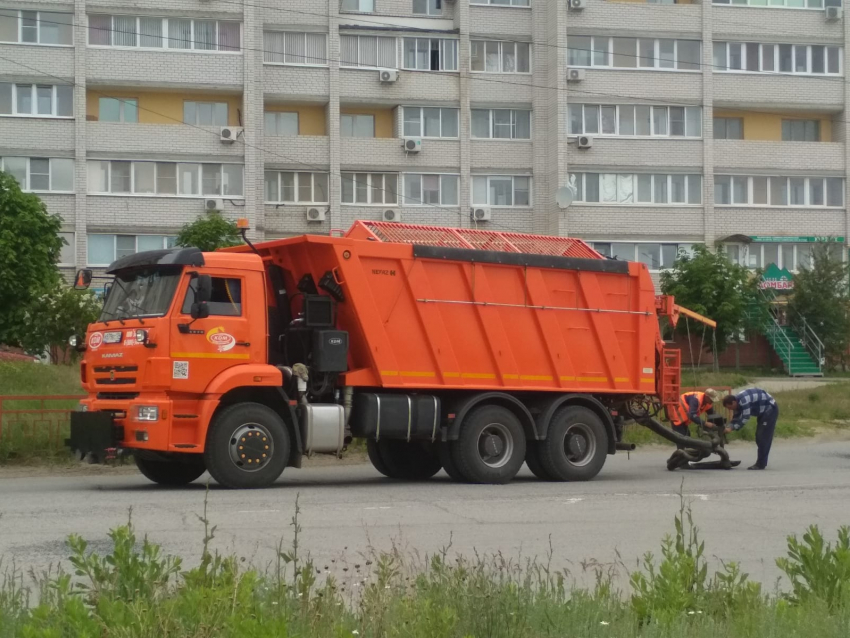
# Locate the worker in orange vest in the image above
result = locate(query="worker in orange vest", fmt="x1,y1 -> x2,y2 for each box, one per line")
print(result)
669,388 -> 724,439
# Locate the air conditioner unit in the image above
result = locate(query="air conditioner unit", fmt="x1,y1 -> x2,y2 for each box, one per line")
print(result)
205,198 -> 224,211
306,207 -> 326,222
382,209 -> 400,222
220,126 -> 243,143
826,6 -> 842,20
567,68 -> 586,82
471,207 -> 491,222
569,0 -> 586,10
403,137 -> 422,153
577,135 -> 593,149
379,69 -> 399,83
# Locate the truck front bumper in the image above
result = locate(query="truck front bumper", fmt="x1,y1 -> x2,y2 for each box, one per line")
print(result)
65,411 -> 125,463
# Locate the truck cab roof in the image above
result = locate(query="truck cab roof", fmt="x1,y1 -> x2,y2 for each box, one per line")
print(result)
106,247 -> 265,274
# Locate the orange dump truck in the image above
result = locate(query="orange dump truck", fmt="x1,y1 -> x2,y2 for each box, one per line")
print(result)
68,221 -> 691,488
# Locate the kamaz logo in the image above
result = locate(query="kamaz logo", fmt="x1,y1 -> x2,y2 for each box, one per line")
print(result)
329,338 -> 343,346
372,269 -> 396,276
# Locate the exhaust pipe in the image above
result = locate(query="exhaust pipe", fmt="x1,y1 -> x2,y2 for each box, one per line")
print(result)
615,442 -> 636,451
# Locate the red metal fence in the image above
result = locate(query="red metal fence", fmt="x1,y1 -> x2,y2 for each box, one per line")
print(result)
0,395 -> 83,456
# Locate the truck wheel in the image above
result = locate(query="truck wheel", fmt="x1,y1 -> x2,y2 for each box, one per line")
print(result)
539,406 -> 608,481
134,454 -> 206,486
525,443 -> 554,480
438,442 -> 466,482
367,439 -> 442,480
453,405 -> 526,484
204,402 -> 290,489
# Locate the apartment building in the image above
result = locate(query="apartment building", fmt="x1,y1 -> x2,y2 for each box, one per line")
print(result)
0,0 -> 847,279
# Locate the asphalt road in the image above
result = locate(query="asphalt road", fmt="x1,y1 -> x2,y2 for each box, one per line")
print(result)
1,439 -> 849,588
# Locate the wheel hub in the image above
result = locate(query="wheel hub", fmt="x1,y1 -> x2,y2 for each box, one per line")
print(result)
477,423 -> 514,469
563,423 -> 595,467
229,423 -> 274,472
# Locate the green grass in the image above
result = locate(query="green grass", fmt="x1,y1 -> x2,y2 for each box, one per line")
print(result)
0,361 -> 83,397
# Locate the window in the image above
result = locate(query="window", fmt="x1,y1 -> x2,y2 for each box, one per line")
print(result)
58,232 -> 75,266
183,101 -> 228,126
0,83 -> 72,117
573,173 -> 702,205
182,277 -> 242,316
340,35 -> 397,68
782,119 -> 820,142
87,234 -> 176,266
264,171 -> 329,203
264,31 -> 327,66
403,174 -> 459,205
727,241 -> 842,274
470,40 -> 530,73
0,156 -> 73,192
265,112 -> 298,135
340,114 -> 375,138
569,37 -> 701,71
413,0 -> 443,15
403,107 -> 459,138
88,15 -> 241,52
98,97 -> 138,122
714,117 -> 743,139
471,175 -> 531,207
590,242 -> 694,269
568,104 -> 701,137
88,161 -> 243,197
714,175 -> 844,207
0,10 -> 73,45
341,0 -> 375,12
470,0 -> 530,5
471,109 -> 531,139
341,173 -> 398,205
714,42 -> 843,76
403,38 -> 459,71
712,0 -> 836,7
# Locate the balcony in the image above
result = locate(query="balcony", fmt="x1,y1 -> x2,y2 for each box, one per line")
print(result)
471,141 -> 533,170
568,2 -> 701,36
340,69 -> 460,105
573,69 -> 702,104
0,43 -> 74,79
0,118 -> 74,154
87,49 -> 243,89
568,205 -> 706,237
715,208 -> 846,239
263,65 -> 329,102
469,7 -> 532,37
263,135 -> 330,169
714,140 -> 844,173
340,137 -> 460,171
712,6 -> 844,42
87,123 -> 245,159
87,195 -> 245,231
714,74 -> 844,111
567,138 -> 703,170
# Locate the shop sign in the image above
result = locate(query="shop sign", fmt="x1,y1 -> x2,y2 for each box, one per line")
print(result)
759,263 -> 794,291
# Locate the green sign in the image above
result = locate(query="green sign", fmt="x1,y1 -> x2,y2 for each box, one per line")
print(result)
760,263 -> 794,291
750,236 -> 845,243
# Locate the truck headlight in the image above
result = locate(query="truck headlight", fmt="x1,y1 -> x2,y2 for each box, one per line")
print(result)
136,406 -> 159,421
134,329 -> 148,345
68,335 -> 78,347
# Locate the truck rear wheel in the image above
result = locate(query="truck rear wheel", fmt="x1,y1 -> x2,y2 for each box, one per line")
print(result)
134,454 -> 206,486
204,402 -> 290,489
438,442 -> 466,481
367,439 -> 442,480
539,406 -> 608,481
452,405 -> 526,484
525,443 -> 555,480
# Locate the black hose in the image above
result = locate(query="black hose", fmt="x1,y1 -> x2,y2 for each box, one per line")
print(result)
637,417 -> 716,452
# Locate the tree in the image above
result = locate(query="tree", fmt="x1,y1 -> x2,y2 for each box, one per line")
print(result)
18,284 -> 101,363
175,211 -> 242,252
660,244 -> 764,353
0,171 -> 64,345
787,243 -> 850,370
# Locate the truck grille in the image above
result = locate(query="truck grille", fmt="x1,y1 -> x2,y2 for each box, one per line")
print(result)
93,365 -> 138,373
94,365 -> 138,387
96,392 -> 140,401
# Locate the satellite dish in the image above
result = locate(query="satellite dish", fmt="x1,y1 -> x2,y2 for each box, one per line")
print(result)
556,187 -> 574,209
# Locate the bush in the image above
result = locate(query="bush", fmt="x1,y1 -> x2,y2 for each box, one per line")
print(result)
776,525 -> 850,610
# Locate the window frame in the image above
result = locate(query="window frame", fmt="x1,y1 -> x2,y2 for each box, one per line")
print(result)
0,156 -> 75,193
712,0 -> 836,9
572,172 -> 703,206
264,111 -> 299,136
402,37 -> 459,72
183,100 -> 229,126
87,15 -> 242,53
713,41 -> 843,76
470,39 -> 531,74
340,34 -> 398,69
98,96 -> 139,123
263,171 -> 330,204
412,0 -> 443,16
0,83 -> 73,118
58,231 -> 76,266
263,30 -> 328,67
86,234 -> 176,267
469,0 -> 530,6
781,119 -> 820,142
402,173 -> 460,206
713,174 -> 845,208
87,160 -> 244,198
402,106 -> 460,138
589,241 -> 696,271
340,0 -> 376,13
0,10 -> 74,46
568,103 -> 702,138
471,175 -> 533,207
568,36 -> 702,72
340,172 -> 399,205
471,108 -> 533,140
340,113 -> 376,138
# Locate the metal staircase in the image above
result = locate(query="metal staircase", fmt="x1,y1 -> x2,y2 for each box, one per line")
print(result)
752,295 -> 824,377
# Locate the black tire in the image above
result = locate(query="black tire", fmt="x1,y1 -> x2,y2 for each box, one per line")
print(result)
453,405 -> 526,484
134,454 -> 206,486
539,406 -> 608,482
367,439 -> 442,480
204,402 -> 290,489
437,441 -> 466,482
525,442 -> 555,480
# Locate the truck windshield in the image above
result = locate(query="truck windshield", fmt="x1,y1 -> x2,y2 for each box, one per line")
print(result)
100,267 -> 182,322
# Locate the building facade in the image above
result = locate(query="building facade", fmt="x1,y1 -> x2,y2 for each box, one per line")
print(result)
0,0 -> 847,278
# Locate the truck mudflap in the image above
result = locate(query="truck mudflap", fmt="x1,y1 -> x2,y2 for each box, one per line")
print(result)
65,412 -> 124,463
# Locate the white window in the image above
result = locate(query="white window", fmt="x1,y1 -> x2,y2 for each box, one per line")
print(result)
403,38 -> 459,71
88,15 -> 241,52
87,161 -> 243,197
341,0 -> 375,12
413,0 -> 443,15
183,101 -> 228,126
403,174 -> 459,205
568,36 -> 700,71
87,234 -> 176,266
98,97 -> 138,123
264,31 -> 327,66
714,175 -> 844,207
471,109 -> 532,140
782,120 -> 820,142
403,107 -> 459,138
470,40 -> 531,73
265,112 -> 299,135
472,175 -> 532,207
58,232 -> 75,266
0,10 -> 73,45
341,173 -> 398,205
591,242 -> 694,270
264,171 -> 329,203
470,0 -> 530,5
340,35 -> 397,68
714,41 -> 842,76
568,104 -> 701,138
0,83 -> 72,117
0,156 -> 74,192
712,0 -> 833,8
573,173 -> 702,205
340,114 -> 375,138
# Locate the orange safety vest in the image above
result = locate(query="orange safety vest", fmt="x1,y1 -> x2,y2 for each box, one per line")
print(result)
669,392 -> 711,426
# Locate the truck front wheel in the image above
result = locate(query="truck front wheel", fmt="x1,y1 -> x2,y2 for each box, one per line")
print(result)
134,453 -> 206,486
452,405 -> 526,484
366,439 -> 442,480
204,402 -> 290,489
538,406 -> 608,481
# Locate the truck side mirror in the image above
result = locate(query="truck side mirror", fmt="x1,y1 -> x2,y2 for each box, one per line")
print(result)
190,302 -> 210,320
196,274 -> 212,303
74,269 -> 93,290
